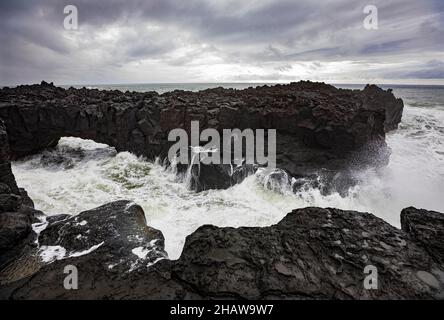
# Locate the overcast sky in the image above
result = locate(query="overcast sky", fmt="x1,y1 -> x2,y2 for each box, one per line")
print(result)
0,0 -> 443,85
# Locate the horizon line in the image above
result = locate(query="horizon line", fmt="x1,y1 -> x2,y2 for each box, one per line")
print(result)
2,80 -> 444,87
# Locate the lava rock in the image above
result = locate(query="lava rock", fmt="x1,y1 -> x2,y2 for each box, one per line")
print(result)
361,84 -> 404,132
401,207 -> 444,265
0,194 -> 21,212
172,207 -> 443,299
37,200 -> 167,269
0,212 -> 31,253
0,201 -> 172,299
0,121 -> 19,194
0,120 -> 43,268
0,81 -> 403,192
2,206 -> 443,299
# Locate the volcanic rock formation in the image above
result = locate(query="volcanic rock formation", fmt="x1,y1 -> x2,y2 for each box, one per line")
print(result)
0,120 -> 41,271
0,81 -> 403,191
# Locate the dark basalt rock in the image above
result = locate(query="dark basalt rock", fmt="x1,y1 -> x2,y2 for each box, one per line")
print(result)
1,205 -> 443,300
0,120 -> 42,269
37,200 -> 167,270
0,193 -> 21,212
0,121 -> 19,194
401,207 -> 444,266
177,162 -> 258,191
0,200 -> 167,292
362,84 -> 404,132
0,81 -> 403,193
0,212 -> 32,254
170,207 -> 443,299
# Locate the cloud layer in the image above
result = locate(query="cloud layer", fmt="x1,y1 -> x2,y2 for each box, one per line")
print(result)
1,0 -> 443,85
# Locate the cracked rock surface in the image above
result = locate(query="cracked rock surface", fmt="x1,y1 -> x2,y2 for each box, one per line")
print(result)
1,206 -> 443,299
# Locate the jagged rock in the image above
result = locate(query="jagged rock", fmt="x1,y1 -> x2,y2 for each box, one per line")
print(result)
0,183 -> 11,194
0,81 -> 403,192
401,207 -> 444,265
0,212 -> 31,252
0,120 -> 41,268
0,201 -> 171,299
362,84 -> 404,131
18,189 -> 35,209
171,207 -> 443,299
0,121 -> 19,194
36,200 -> 167,271
0,194 -> 21,212
1,206 -> 443,299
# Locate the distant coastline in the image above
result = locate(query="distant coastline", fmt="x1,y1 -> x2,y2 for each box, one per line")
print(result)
3,82 -> 444,93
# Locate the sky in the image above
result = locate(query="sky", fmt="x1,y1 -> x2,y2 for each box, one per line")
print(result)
0,0 -> 443,85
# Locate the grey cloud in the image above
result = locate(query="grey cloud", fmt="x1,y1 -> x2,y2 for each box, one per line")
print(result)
0,0 -> 443,85
388,60 -> 444,79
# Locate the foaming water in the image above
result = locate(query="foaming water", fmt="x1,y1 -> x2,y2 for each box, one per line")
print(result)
349,103 -> 444,225
11,86 -> 444,260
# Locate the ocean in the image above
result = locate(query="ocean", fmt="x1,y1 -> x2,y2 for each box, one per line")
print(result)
11,83 -> 444,259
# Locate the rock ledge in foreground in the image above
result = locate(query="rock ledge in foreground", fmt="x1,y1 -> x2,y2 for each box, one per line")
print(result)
1,205 -> 443,300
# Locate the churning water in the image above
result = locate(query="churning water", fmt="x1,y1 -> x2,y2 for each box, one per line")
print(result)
12,84 -> 444,259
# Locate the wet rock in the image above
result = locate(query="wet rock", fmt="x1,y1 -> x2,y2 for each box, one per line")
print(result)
171,207 -> 443,299
361,84 -> 404,132
0,120 -> 41,268
0,194 -> 21,212
0,212 -> 31,254
0,121 -> 19,194
2,206 -> 443,299
401,207 -> 444,265
18,188 -> 35,209
0,183 -> 11,194
0,201 -> 173,299
37,201 -> 167,269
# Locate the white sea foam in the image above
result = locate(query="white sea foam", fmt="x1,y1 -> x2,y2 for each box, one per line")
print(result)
39,245 -> 67,263
31,216 -> 48,244
132,247 -> 150,259
38,242 -> 105,262
68,242 -> 104,258
12,96 -> 444,260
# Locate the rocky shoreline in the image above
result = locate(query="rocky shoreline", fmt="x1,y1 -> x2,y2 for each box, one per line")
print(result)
1,82 -> 443,299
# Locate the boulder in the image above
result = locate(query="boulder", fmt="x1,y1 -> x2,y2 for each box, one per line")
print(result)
401,207 -> 444,265
37,200 -> 167,271
0,120 -> 41,269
